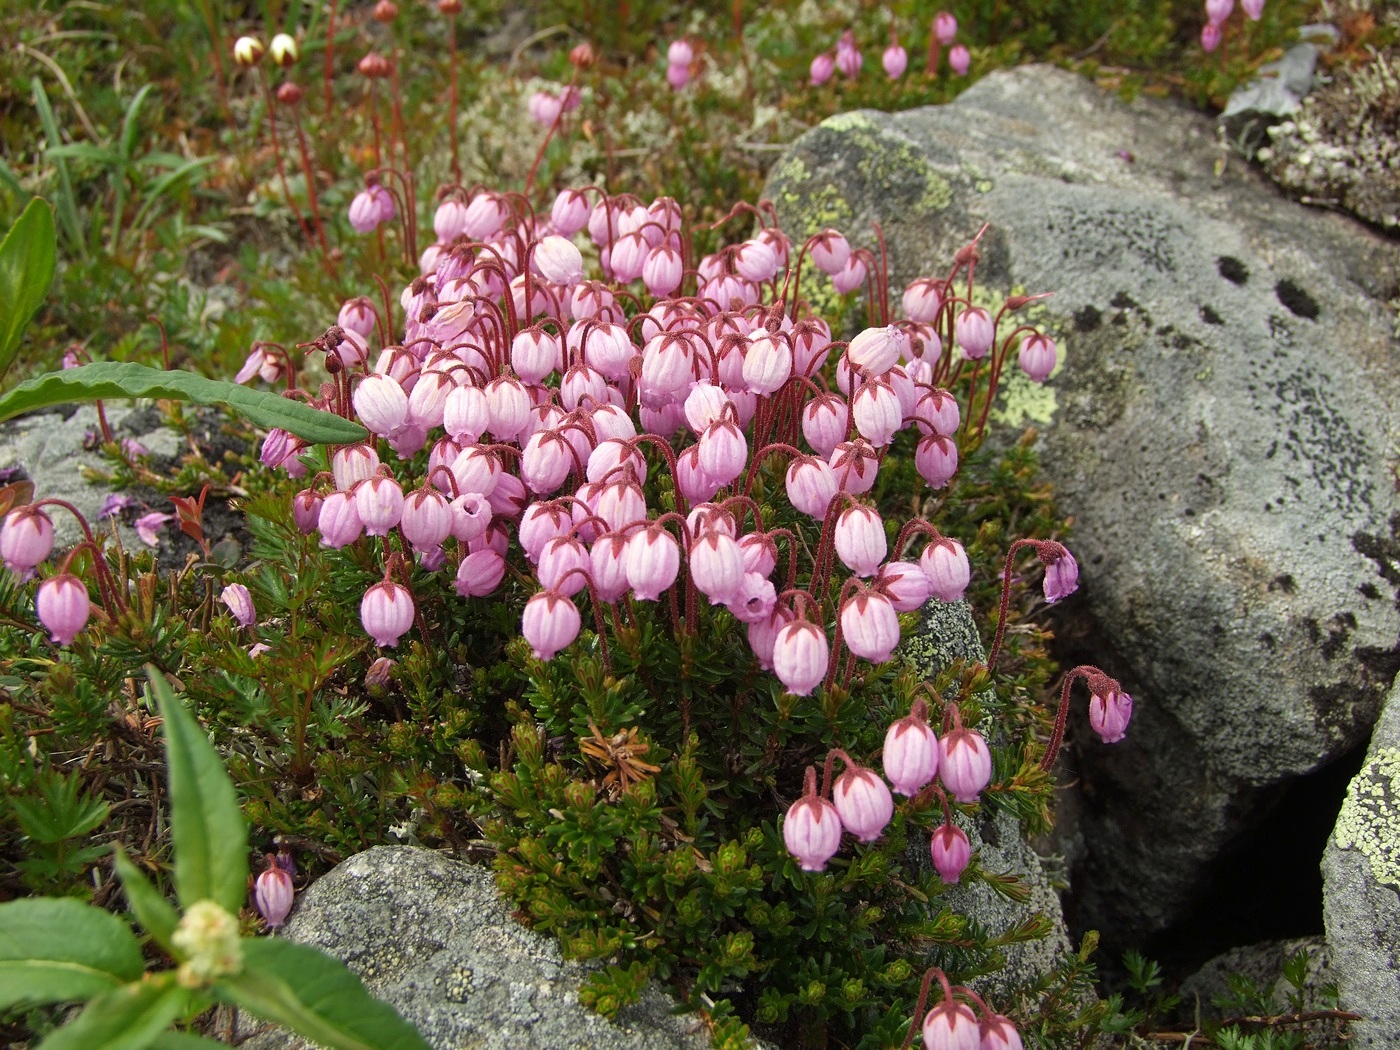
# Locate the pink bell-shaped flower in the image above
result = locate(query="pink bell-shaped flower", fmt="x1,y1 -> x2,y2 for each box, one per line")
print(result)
625,525 -> 680,601
801,392 -> 848,458
883,703 -> 939,796
832,760 -> 893,843
36,573 -> 90,646
847,325 -> 907,375
454,548 -> 506,597
772,618 -> 829,696
360,580 -> 415,648
839,589 -> 900,663
1039,542 -> 1079,602
915,434 -> 959,489
220,583 -> 256,627
783,767 -> 842,872
534,235 -> 584,286
851,377 -> 903,448
938,725 -> 992,803
354,475 -> 405,537
930,821 -> 971,883
948,44 -> 970,76
1200,21 -> 1222,51
923,994 -> 979,1050
921,538 -> 970,602
876,560 -> 932,612
953,306 -> 995,359
1018,333 -> 1057,382
537,536 -> 590,597
1089,687 -> 1133,744
829,439 -> 879,495
809,51 -> 835,86
689,531 -> 745,605
834,505 -> 887,578
902,277 -> 944,322
522,589 -> 582,660
981,1014 -> 1024,1050
317,492 -> 364,549
1,507 -> 54,573
786,455 -> 838,520
809,229 -> 850,276
934,12 -> 958,46
254,860 -> 295,928
883,43 -> 908,79
400,488 -> 453,552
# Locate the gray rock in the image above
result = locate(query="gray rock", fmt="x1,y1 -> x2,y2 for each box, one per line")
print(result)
764,65 -> 1400,950
0,404 -> 182,550
901,599 -> 1071,993
237,846 -> 739,1050
1176,936 -> 1332,1017
1323,675 -> 1400,1047
1220,26 -> 1336,157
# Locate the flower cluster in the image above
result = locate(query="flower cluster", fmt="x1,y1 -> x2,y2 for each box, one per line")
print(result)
811,13 -> 969,86
782,699 -> 991,881
912,968 -> 1024,1050
1200,0 -> 1265,51
261,187 -> 1072,713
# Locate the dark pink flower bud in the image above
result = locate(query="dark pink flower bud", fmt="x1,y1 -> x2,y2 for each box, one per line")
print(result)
915,434 -> 959,489
1,507 -> 54,573
921,538 -> 970,602
938,727 -> 992,803
1200,21 -> 1222,51
773,619 -> 829,696
832,763 -> 893,842
810,51 -> 835,86
884,711 -> 938,796
292,489 -> 322,534
221,583 -> 256,627
1039,543 -> 1079,602
37,573 -> 90,645
365,656 -> 396,689
361,580 -> 414,647
255,863 -> 295,928
948,44 -> 970,76
840,590 -> 900,663
834,505 -> 887,578
783,769 -> 841,871
522,589 -> 581,660
1089,687 -> 1133,744
455,548 -> 506,597
930,822 -> 971,884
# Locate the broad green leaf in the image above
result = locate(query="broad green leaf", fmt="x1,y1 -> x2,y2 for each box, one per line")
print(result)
218,939 -> 431,1050
0,196 -> 57,379
0,898 -> 144,1008
36,973 -> 190,1050
145,667 -> 248,915
113,846 -> 180,950
0,362 -> 366,445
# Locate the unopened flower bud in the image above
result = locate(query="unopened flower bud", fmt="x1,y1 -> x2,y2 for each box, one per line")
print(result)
929,822 -> 971,883
233,36 -> 265,67
221,583 -> 256,627
37,574 -> 90,646
275,81 -> 303,106
269,32 -> 299,66
172,901 -> 244,986
358,52 -> 391,78
832,762 -> 893,843
373,0 -> 398,21
1,507 -> 55,573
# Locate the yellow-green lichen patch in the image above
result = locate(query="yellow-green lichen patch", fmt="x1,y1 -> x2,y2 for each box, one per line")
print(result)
1332,745 -> 1400,890
823,111 -> 879,134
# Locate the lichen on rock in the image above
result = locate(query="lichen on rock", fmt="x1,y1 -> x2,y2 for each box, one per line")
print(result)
1330,745 -> 1400,890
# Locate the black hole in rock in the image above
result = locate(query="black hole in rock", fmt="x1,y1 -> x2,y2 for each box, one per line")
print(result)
1139,738 -> 1369,980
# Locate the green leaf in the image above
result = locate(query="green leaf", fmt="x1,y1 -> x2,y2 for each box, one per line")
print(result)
31,79 -> 85,257
145,667 -> 248,915
9,767 -> 109,844
0,363 -> 366,445
0,196 -> 57,380
113,846 -> 180,950
217,939 -> 431,1050
36,973 -> 191,1050
0,898 -> 144,1008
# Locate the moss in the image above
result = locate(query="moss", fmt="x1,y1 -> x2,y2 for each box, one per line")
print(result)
1332,745 -> 1400,890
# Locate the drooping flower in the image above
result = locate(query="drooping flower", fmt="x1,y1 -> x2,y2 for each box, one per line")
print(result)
36,574 -> 91,646
929,822 -> 971,883
220,583 -> 256,627
938,726 -> 992,803
360,580 -> 415,647
832,761 -> 893,842
1,507 -> 54,574
783,767 -> 842,871
1088,687 -> 1133,744
254,861 -> 295,928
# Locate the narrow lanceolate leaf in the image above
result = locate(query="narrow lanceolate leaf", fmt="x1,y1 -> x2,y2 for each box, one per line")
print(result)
145,667 -> 248,915
36,973 -> 191,1050
0,898 -> 145,1009
218,939 -> 432,1050
0,196 -> 57,380
0,362 -> 366,445
112,846 -> 180,951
